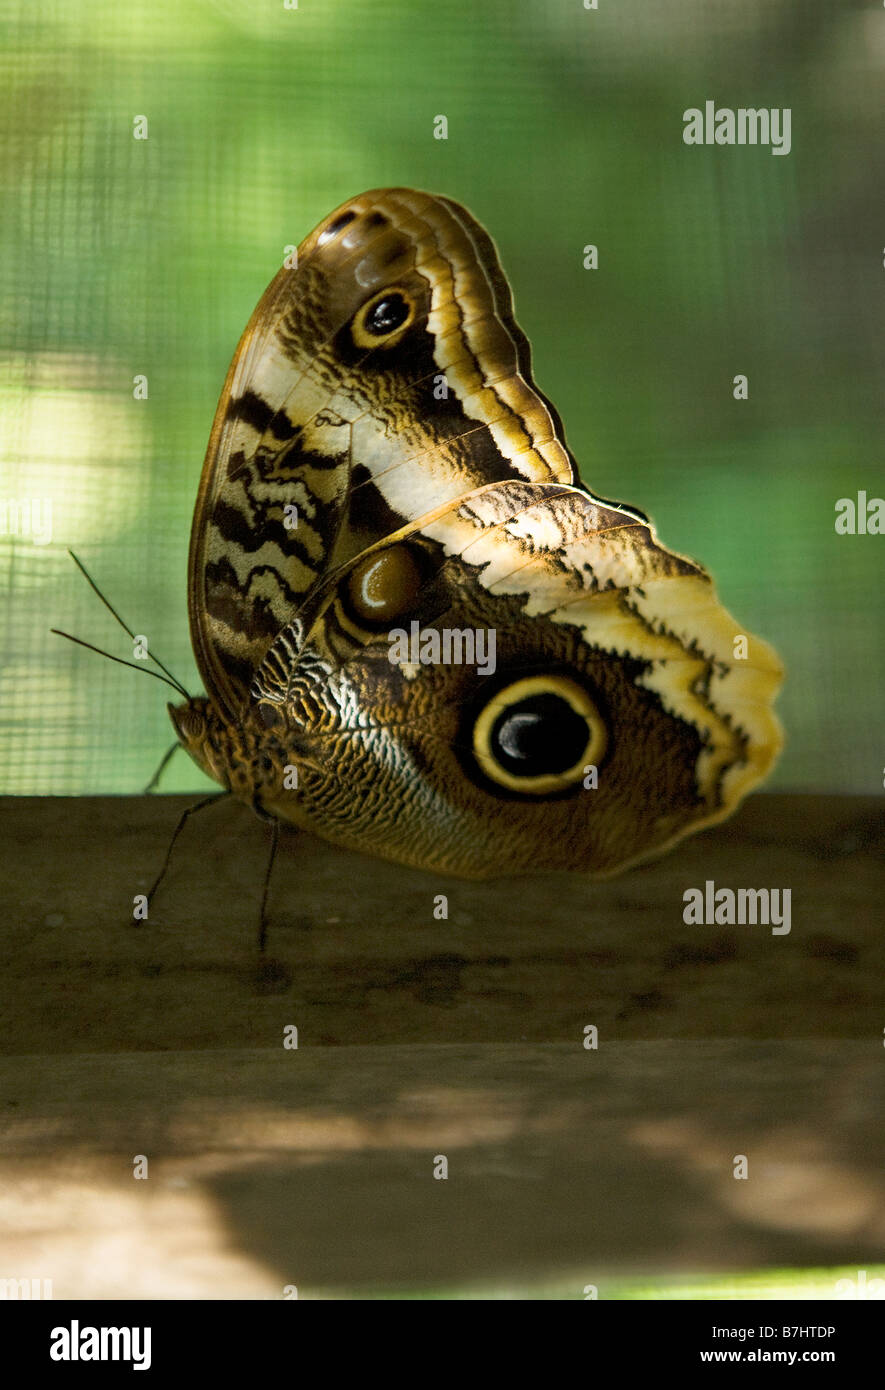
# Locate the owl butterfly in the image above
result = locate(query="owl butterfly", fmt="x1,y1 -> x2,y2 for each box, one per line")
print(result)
173,187 -> 782,886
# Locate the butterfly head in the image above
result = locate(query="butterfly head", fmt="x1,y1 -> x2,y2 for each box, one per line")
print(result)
168,692 -> 317,818
168,697 -> 227,787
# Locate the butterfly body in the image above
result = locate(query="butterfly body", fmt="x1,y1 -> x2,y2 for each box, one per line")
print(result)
174,189 -> 783,879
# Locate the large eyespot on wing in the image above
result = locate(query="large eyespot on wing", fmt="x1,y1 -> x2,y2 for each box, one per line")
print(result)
341,542 -> 431,628
349,286 -> 417,348
472,675 -> 608,794
188,187 -> 581,722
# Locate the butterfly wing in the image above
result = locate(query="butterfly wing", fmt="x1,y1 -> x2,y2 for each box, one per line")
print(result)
251,480 -> 783,878
188,188 -> 579,722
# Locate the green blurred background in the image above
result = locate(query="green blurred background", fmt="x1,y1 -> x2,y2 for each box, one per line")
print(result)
1,0 -> 882,795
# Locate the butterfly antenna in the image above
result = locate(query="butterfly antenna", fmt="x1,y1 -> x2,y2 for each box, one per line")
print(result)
50,629 -> 189,698
64,549 -> 191,699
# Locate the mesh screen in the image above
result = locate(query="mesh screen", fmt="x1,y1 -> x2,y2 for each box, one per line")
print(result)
1,0 -> 882,794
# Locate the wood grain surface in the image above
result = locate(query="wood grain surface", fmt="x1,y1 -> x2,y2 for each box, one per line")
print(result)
0,793 -> 882,1297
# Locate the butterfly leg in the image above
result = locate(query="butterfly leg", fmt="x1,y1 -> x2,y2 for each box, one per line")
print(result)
257,816 -> 280,955
143,740 -> 180,794
142,791 -> 229,922
254,817 -> 293,992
